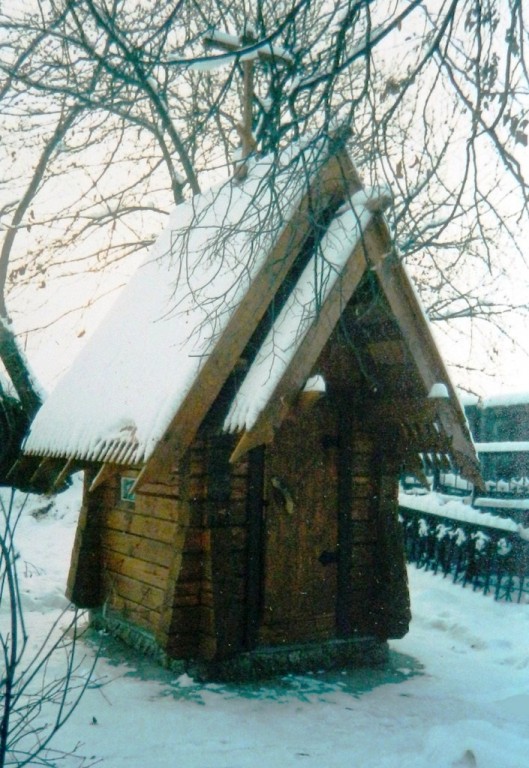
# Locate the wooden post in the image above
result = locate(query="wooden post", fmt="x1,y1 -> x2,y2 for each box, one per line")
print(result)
66,469 -> 103,607
244,446 -> 265,649
370,431 -> 411,639
336,402 -> 354,637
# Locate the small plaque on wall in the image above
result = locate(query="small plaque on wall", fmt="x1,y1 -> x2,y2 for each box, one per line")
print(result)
120,476 -> 136,503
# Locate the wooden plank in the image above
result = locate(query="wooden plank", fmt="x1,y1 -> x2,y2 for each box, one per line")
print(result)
136,150 -> 360,489
350,499 -> 372,521
107,593 -> 160,634
139,479 -> 181,498
51,458 -> 75,491
364,397 -> 438,426
29,457 -> 57,485
351,521 -> 377,543
135,493 -> 181,521
370,448 -> 411,639
260,400 -> 339,645
103,570 -> 165,612
337,403 -> 354,637
102,548 -> 169,591
102,528 -> 174,569
244,446 -> 265,650
367,339 -> 407,365
230,423 -> 274,464
104,507 -> 177,544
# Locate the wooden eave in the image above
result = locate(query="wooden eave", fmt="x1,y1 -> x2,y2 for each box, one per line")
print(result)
135,148 -> 362,489
365,229 -> 482,488
6,454 -> 87,494
228,209 -> 481,488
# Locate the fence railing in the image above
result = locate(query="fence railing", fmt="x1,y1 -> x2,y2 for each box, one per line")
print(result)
399,503 -> 529,603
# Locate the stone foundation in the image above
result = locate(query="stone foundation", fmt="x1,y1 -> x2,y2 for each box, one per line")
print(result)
90,609 -> 388,682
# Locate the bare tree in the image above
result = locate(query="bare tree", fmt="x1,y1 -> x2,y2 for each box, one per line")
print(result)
0,2 -> 527,756
0,490 -> 97,767
0,0 -> 528,412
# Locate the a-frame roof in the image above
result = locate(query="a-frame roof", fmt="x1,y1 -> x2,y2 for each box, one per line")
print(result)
23,136 -> 359,465
23,135 -> 482,489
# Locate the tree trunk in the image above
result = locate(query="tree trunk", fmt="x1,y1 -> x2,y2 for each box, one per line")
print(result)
0,320 -> 42,420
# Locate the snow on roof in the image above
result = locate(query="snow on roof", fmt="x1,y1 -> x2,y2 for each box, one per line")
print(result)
481,392 -> 529,409
224,196 -> 372,434
475,441 -> 529,453
458,392 -> 479,407
24,138 -> 335,466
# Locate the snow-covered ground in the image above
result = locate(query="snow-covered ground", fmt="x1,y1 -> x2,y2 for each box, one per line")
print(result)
2,478 -> 529,768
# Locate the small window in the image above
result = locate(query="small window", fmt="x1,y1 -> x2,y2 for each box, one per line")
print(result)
120,476 -> 136,503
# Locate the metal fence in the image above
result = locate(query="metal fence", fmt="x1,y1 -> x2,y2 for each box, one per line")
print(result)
399,504 -> 529,603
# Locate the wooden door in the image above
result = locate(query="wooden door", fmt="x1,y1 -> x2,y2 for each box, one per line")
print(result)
259,401 -> 339,645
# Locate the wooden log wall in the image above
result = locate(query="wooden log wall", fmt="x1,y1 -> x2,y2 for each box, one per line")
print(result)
194,436 -> 251,662
341,428 -> 379,637
76,434 -> 252,663
97,468 -> 182,636
338,413 -> 410,641
369,426 -> 411,639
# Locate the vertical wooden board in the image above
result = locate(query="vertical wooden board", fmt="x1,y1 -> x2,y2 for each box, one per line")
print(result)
369,454 -> 411,639
208,525 -> 248,658
66,471 -> 103,608
244,446 -> 265,650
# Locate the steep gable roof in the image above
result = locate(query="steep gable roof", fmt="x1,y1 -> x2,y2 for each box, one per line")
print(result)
23,135 -> 359,469
23,136 -> 481,490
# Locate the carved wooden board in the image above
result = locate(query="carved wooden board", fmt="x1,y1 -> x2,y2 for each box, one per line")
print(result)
259,401 -> 339,644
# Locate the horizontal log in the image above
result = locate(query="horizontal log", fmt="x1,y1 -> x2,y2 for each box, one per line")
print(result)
169,605 -> 204,635
177,551 -> 205,583
140,480 -> 181,498
352,433 -> 375,452
198,634 -> 218,662
230,476 -> 249,500
351,477 -> 375,499
259,614 -> 335,645
103,571 -> 165,612
171,579 -> 202,600
107,593 -> 160,634
102,528 -> 174,568
135,494 -> 180,523
351,543 -> 376,567
350,454 -> 374,474
351,520 -> 377,543
187,476 -> 207,499
350,499 -> 373,521
105,507 -> 177,545
102,548 -> 169,591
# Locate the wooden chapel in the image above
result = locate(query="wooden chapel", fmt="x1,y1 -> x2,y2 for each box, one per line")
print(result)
21,134 -> 481,678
